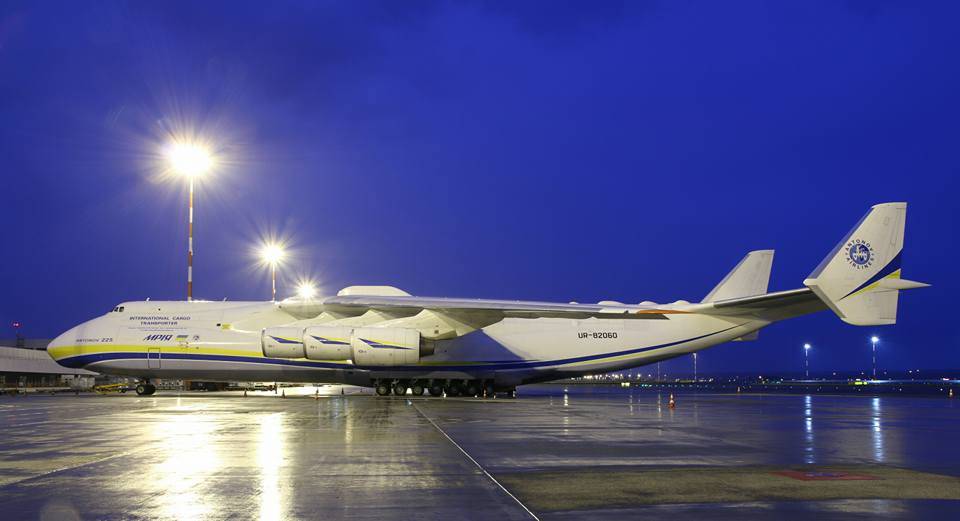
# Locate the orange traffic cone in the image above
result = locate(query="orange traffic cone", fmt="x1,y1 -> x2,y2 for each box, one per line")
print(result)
668,394 -> 676,409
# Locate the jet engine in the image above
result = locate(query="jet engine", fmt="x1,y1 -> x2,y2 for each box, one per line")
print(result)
261,325 -> 423,365
350,327 -> 420,366
261,326 -> 306,358
303,326 -> 352,361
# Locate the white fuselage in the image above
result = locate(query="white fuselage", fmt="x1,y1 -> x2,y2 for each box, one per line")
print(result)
47,300 -> 763,387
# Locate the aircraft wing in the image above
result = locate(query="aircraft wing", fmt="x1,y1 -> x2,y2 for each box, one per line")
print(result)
277,294 -> 677,340
325,295 -> 673,318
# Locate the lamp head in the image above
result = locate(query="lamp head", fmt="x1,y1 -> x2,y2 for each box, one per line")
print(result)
166,142 -> 213,178
296,281 -> 317,300
260,244 -> 286,266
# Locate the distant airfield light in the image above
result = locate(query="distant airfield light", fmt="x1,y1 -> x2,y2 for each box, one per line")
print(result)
871,336 -> 879,344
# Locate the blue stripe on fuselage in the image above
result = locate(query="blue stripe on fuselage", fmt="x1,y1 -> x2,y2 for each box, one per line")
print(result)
57,325 -> 741,372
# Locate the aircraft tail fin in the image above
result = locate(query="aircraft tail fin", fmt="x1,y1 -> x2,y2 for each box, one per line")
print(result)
803,202 -> 929,326
702,250 -> 774,303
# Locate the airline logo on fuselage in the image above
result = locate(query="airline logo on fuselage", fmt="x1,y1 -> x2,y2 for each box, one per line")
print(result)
143,334 -> 174,341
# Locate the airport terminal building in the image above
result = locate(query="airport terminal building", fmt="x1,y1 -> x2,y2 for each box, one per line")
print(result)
0,338 -> 96,391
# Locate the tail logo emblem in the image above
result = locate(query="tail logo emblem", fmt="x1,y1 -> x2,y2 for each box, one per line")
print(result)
845,239 -> 874,269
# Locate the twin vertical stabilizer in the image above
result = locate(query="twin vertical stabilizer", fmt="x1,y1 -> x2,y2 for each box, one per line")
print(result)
702,250 -> 775,303
803,202 -> 928,325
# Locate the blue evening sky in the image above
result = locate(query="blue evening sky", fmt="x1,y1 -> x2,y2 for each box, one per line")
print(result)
1,1 -> 956,374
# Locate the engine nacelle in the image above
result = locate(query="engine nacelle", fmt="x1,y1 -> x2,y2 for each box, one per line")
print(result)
351,327 -> 420,366
261,327 -> 305,358
303,326 -> 353,361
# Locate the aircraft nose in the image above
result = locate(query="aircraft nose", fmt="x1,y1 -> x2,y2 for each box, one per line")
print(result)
47,327 -> 77,367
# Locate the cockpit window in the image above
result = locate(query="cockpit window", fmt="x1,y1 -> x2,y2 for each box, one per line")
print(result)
118,306 -> 124,312
111,306 -> 125,313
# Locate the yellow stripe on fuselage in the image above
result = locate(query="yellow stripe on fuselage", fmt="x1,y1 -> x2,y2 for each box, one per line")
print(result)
48,344 -> 266,361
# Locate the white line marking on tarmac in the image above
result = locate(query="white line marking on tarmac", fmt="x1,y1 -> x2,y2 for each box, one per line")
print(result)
410,401 -> 540,521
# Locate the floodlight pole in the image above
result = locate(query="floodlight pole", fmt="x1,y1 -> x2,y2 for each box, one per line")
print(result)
271,263 -> 277,301
187,178 -> 195,301
871,338 -> 878,379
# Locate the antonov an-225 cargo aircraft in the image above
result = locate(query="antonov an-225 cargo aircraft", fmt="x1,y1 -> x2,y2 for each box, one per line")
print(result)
48,203 -> 927,397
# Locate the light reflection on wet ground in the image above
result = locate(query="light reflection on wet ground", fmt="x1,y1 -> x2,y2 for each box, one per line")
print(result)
0,385 -> 957,520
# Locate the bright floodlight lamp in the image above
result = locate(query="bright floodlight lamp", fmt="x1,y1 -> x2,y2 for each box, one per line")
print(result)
804,343 -> 811,350
260,243 -> 287,301
871,336 -> 879,344
296,281 -> 317,300
166,141 -> 214,302
260,244 -> 286,266
166,142 -> 213,178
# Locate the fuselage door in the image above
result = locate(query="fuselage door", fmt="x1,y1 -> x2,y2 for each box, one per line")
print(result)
147,348 -> 161,369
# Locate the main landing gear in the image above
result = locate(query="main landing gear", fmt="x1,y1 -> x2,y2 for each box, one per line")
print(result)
135,381 -> 157,396
372,379 -> 514,398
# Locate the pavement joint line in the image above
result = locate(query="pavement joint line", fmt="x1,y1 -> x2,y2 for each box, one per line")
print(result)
409,400 -> 541,521
0,444 -> 160,489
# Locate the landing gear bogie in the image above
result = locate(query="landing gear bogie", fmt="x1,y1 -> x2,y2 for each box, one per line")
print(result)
374,379 -> 505,398
135,383 -> 156,396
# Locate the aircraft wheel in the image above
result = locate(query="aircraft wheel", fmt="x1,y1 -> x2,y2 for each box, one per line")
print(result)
428,385 -> 444,397
393,383 -> 408,396
447,383 -> 464,397
375,383 -> 391,396
136,384 -> 156,396
411,384 -> 425,396
465,382 -> 481,397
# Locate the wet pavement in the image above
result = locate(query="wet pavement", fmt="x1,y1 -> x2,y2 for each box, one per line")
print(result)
0,385 -> 958,520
